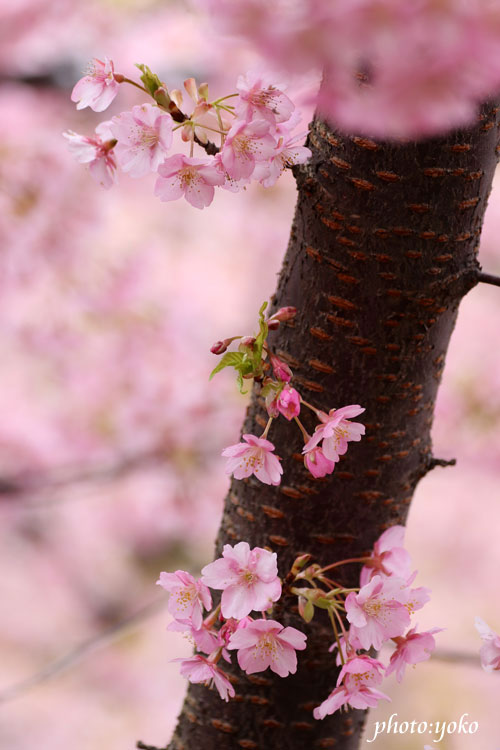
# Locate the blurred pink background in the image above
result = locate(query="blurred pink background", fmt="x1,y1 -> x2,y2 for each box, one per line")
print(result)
0,2 -> 499,749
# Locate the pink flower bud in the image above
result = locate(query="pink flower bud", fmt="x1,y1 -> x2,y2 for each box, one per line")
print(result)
240,336 -> 256,348
271,306 -> 297,323
271,354 -> 292,382
267,319 -> 280,330
211,340 -> 228,354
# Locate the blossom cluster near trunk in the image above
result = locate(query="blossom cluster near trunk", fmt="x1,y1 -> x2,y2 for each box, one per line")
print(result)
158,527 -> 441,717
157,541 -> 306,700
65,59 -> 311,207
210,302 -> 366,485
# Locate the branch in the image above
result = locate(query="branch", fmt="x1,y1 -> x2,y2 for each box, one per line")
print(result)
0,446 -> 169,504
428,456 -> 457,470
0,597 -> 166,705
477,271 -> 500,287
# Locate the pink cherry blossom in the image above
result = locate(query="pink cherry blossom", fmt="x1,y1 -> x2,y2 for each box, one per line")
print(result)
110,104 -> 173,178
304,445 -> 338,478
201,541 -> 281,619
228,618 -> 306,677
71,57 -> 119,112
276,385 -> 300,420
236,70 -> 295,124
222,433 -> 283,486
313,655 -> 390,719
220,119 -> 276,181
475,617 -> 500,672
156,569 -> 212,629
360,525 -> 412,586
154,154 -> 225,209
167,619 -> 219,655
346,575 -> 410,650
386,626 -> 442,682
303,404 -> 365,462
253,115 -> 311,187
270,354 -> 292,382
63,121 -> 117,190
174,655 -> 235,701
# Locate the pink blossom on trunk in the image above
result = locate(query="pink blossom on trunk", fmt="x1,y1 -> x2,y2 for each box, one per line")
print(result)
303,404 -> 365,462
475,617 -> 500,672
201,541 -> 281,619
71,57 -> 119,112
386,626 -> 442,682
276,385 -> 300,420
110,104 -> 173,178
228,618 -> 306,677
156,569 -> 212,629
221,433 -> 283,486
360,524 -> 412,586
304,445 -> 338,478
154,154 -> 225,209
63,121 -> 117,189
220,119 -> 276,181
173,655 -> 235,701
236,70 -> 295,124
346,575 -> 410,650
313,655 -> 390,719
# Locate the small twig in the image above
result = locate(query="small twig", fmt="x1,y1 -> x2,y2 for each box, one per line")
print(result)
0,597 -> 166,705
477,271 -> 500,287
137,742 -> 165,750
428,456 -> 456,470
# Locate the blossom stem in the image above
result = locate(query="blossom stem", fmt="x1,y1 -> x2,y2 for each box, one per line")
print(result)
299,397 -> 321,414
212,93 -> 239,105
121,77 -> 150,95
318,557 -> 370,574
261,417 -> 273,440
294,416 -> 310,442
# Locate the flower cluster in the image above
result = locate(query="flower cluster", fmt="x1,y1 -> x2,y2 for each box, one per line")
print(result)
290,525 -> 441,718
159,527 -> 440,716
203,0 -> 500,139
64,59 -> 311,207
210,302 -> 365,485
157,542 -> 307,700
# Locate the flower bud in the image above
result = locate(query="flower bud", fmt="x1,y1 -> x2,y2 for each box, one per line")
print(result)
240,336 -> 256,348
270,306 -> 296,323
291,553 -> 312,576
211,340 -> 228,355
271,354 -> 292,382
267,319 -> 280,331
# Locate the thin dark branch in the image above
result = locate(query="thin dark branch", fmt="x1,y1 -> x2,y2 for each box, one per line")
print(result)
0,447 -> 167,501
428,457 -> 457,469
477,271 -> 500,287
137,742 -> 166,750
0,597 -> 166,705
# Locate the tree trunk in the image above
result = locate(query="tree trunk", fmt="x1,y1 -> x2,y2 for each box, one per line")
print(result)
165,102 -> 499,750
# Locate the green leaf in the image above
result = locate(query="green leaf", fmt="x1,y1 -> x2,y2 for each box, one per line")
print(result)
253,300 -> 269,371
135,63 -> 163,97
209,351 -> 248,380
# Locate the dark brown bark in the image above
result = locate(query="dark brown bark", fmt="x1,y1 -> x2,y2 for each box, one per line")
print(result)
163,104 -> 500,750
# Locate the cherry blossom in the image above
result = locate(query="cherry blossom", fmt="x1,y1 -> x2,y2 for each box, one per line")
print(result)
156,569 -> 212,629
154,154 -> 225,209
386,626 -> 442,682
167,619 -> 219,655
201,541 -> 281,619
228,618 -> 307,677
71,57 -> 120,112
313,655 -> 390,719
63,122 -> 117,189
110,104 -> 173,178
220,119 -> 276,181
304,445 -> 338,478
236,70 -> 294,124
174,654 -> 235,701
360,524 -> 412,586
345,575 -> 410,650
222,433 -> 283,486
276,385 -> 300,420
303,404 -> 365,462
475,617 -> 500,672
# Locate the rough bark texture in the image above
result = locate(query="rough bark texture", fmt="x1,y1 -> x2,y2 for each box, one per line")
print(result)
164,104 -> 500,750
